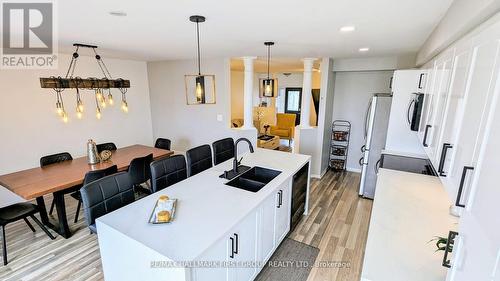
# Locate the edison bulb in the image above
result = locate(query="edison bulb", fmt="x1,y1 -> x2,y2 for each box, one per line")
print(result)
121,101 -> 128,113
196,82 -> 203,102
96,90 -> 103,100
101,100 -> 107,108
56,107 -> 63,116
62,112 -> 68,123
96,108 -> 102,119
108,94 -> 114,105
76,111 -> 83,119
77,103 -> 84,112
265,84 -> 272,95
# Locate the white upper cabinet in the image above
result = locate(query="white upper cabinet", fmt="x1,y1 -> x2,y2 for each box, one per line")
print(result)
426,49 -> 455,168
418,60 -> 438,147
446,28 -> 500,207
436,39 -> 473,182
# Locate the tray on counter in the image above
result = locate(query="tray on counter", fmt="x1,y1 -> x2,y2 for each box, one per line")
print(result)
148,198 -> 177,224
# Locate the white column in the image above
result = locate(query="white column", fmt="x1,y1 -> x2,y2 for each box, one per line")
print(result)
300,58 -> 316,128
242,56 -> 257,129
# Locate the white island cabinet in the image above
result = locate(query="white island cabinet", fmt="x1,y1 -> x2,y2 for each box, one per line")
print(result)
96,149 -> 310,281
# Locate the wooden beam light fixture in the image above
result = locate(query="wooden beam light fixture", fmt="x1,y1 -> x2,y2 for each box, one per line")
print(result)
40,43 -> 131,122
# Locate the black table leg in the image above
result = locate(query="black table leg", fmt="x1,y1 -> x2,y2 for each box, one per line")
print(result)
35,196 -> 50,224
53,191 -> 72,239
35,193 -> 72,239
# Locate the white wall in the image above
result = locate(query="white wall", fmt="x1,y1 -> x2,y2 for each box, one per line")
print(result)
417,0 -> 500,65
333,54 -> 416,72
319,59 -> 335,174
148,58 -> 256,152
0,54 -> 153,175
331,71 -> 394,172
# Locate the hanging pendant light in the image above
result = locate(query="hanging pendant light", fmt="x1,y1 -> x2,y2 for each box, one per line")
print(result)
185,15 -> 216,105
262,41 -> 275,97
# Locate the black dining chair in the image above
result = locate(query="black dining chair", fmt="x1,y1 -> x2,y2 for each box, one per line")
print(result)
40,152 -> 74,216
96,142 -> 117,153
71,165 -> 118,223
150,155 -> 187,193
80,172 -> 135,234
154,138 -> 171,151
0,202 -> 56,265
212,138 -> 234,165
128,154 -> 153,194
186,145 -> 213,177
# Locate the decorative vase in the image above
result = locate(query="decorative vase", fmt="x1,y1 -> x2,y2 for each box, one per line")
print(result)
87,139 -> 100,165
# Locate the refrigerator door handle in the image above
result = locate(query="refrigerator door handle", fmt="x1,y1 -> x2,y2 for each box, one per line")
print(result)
364,99 -> 372,140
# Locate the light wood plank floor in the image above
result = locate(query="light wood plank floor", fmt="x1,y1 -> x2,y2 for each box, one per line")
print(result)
0,170 -> 372,281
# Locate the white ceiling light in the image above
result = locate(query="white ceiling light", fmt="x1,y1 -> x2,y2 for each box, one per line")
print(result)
340,26 -> 355,33
359,47 -> 370,52
109,11 -> 127,17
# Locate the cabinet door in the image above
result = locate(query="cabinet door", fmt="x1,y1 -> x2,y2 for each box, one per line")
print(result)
229,211 -> 258,281
427,50 -> 455,168
418,61 -> 437,145
447,32 -> 500,207
193,237 -> 229,281
275,181 -> 291,244
259,193 -> 276,263
437,41 -> 473,183
449,61 -> 500,281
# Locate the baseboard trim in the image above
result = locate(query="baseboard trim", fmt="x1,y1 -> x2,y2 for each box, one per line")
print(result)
311,174 -> 321,179
346,167 -> 362,173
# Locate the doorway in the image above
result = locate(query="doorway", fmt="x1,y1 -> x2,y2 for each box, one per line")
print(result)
285,87 -> 302,125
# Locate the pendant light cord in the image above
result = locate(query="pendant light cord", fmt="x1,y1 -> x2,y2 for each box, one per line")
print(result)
196,21 -> 201,75
267,45 -> 270,79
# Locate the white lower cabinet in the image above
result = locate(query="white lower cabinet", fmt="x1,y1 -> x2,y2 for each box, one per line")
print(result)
194,179 -> 293,281
274,182 -> 291,244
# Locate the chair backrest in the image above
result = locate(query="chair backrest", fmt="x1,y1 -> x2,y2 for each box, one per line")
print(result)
154,138 -> 171,151
128,153 -> 153,185
40,152 -> 73,167
80,172 -> 135,228
96,142 -> 117,153
212,138 -> 234,165
186,145 -> 213,177
276,113 -> 296,128
83,165 -> 118,185
150,155 -> 187,193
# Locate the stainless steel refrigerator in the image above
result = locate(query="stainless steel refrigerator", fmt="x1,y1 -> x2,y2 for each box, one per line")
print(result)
359,93 -> 392,199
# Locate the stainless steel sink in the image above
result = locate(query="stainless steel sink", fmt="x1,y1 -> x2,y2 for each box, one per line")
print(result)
225,166 -> 281,192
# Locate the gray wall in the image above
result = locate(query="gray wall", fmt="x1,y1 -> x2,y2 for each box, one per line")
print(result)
331,71 -> 394,172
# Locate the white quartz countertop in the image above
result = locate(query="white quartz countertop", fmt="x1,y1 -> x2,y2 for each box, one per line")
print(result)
361,169 -> 458,281
97,149 -> 310,262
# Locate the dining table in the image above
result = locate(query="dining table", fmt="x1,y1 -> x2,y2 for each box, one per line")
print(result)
0,144 -> 173,238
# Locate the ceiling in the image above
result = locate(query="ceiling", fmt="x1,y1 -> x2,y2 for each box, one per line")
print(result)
51,0 -> 453,61
230,58 -> 321,73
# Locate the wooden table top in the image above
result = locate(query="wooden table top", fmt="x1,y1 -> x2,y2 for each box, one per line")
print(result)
0,145 -> 173,200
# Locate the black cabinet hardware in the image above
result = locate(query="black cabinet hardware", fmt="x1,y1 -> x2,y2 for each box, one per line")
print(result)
442,231 -> 458,268
455,166 -> 474,208
279,190 -> 283,208
361,145 -> 367,152
359,157 -> 364,166
389,76 -> 393,89
418,73 -> 425,89
234,233 -> 239,255
438,143 -> 453,176
423,125 -> 432,147
374,159 -> 381,174
229,236 -> 235,258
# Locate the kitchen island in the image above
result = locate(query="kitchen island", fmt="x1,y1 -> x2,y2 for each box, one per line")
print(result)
96,148 -> 311,281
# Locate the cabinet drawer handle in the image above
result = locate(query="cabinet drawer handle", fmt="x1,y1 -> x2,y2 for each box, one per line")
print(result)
418,73 -> 424,89
455,166 -> 474,208
279,190 -> 283,207
234,233 -> 239,255
277,191 -> 281,208
423,125 -> 432,147
442,231 -> 458,268
229,236 -> 235,258
438,143 -> 453,176
359,157 -> 364,166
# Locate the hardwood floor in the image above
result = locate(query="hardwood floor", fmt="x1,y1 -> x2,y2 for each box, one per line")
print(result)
0,170 -> 372,281
289,171 -> 373,281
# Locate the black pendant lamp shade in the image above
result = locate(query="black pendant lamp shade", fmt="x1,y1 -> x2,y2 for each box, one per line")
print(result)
185,15 -> 216,104
262,41 -> 275,97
